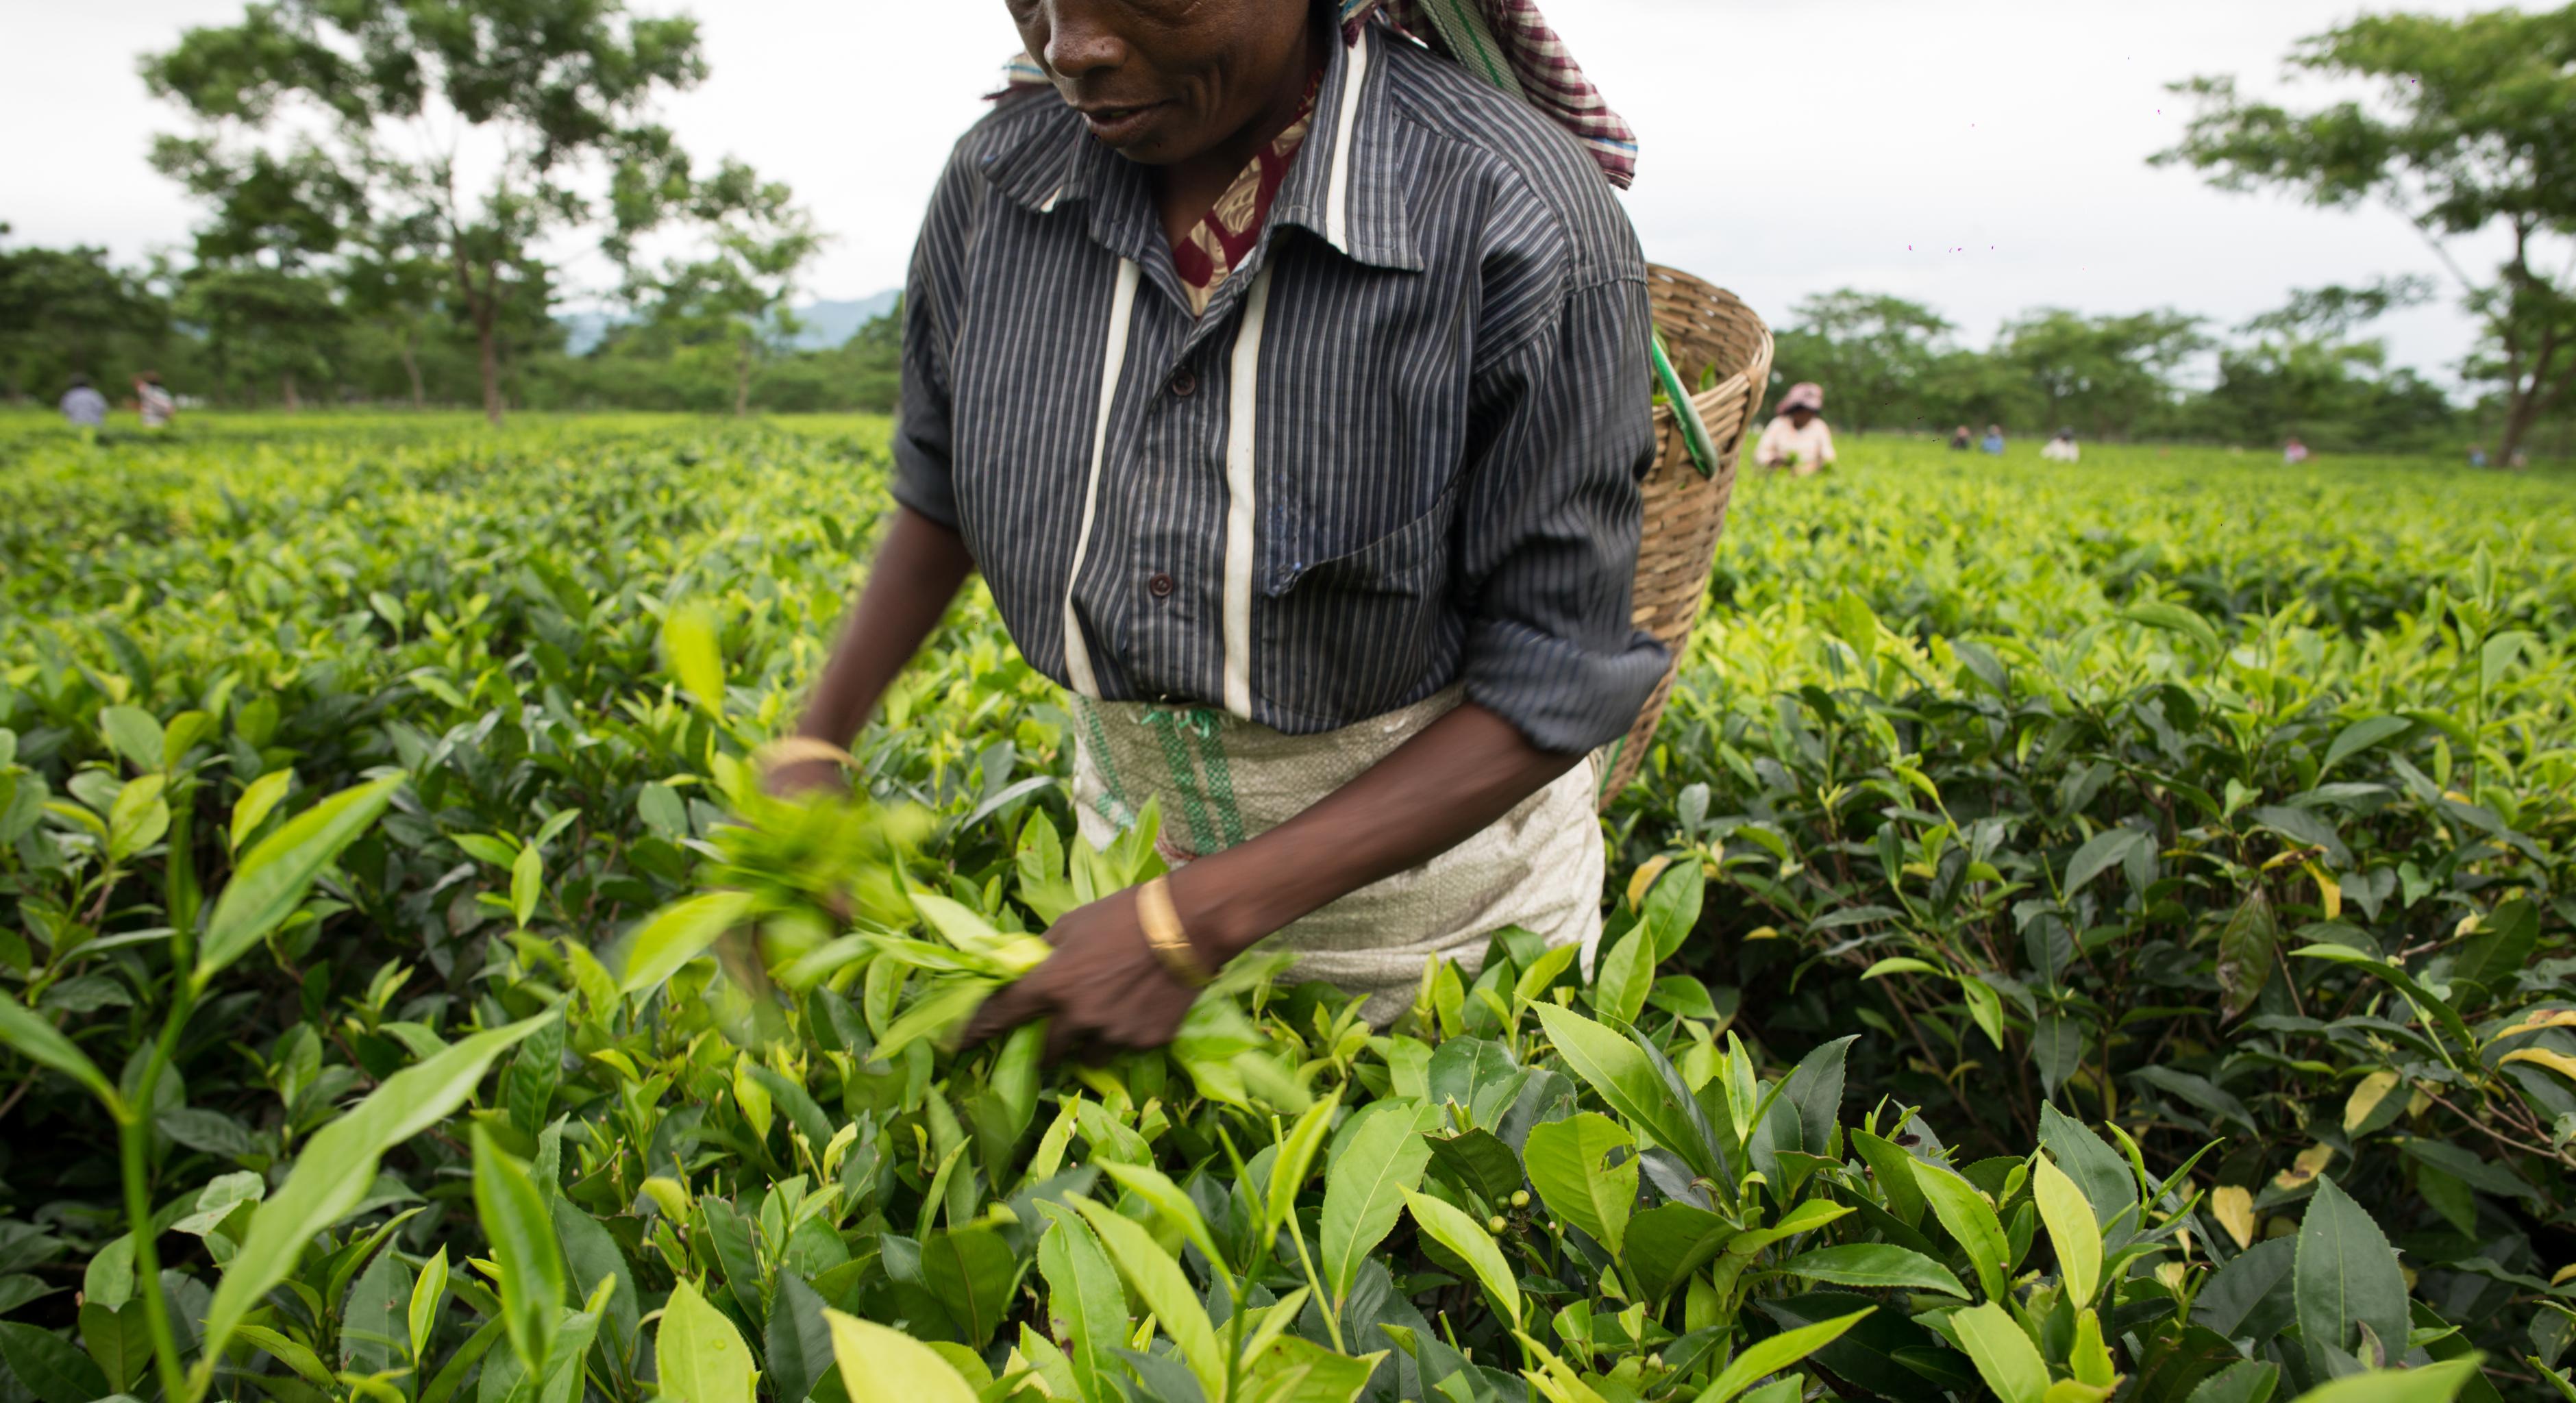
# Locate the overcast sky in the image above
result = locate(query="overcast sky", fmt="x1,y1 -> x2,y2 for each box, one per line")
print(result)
3,0 -> 2501,387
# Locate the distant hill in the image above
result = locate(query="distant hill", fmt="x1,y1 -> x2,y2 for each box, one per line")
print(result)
559,288 -> 899,356
787,291 -> 902,348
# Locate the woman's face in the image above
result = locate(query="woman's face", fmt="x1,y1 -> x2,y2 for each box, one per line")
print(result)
1789,408 -> 1816,428
1006,0 -> 1315,164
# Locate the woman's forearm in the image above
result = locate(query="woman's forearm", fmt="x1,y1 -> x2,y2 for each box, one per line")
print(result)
793,505 -> 977,749
1169,702 -> 1584,961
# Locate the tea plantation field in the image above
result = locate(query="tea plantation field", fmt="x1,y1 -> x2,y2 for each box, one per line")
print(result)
0,412 -> 2571,1403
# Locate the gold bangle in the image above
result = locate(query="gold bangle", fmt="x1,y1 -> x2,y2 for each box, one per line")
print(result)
756,736 -> 858,774
1135,876 -> 1213,989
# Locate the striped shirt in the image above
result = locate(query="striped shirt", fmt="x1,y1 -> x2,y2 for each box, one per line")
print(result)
894,18 -> 1664,756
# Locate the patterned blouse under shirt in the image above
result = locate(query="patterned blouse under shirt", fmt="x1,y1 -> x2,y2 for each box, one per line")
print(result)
1170,74 -> 1322,317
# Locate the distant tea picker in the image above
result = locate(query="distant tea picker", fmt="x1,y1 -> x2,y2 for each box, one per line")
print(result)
761,0 -> 1765,1056
1754,382 -> 1836,475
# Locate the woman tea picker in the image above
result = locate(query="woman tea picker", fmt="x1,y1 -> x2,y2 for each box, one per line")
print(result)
769,0 -> 1661,1055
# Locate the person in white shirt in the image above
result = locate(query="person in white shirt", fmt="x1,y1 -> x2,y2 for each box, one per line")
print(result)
134,372 -> 176,428
59,376 -> 108,428
2040,427 -> 2079,462
1754,382 -> 1836,476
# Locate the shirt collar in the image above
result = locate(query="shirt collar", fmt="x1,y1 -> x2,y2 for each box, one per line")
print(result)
978,17 -> 1422,275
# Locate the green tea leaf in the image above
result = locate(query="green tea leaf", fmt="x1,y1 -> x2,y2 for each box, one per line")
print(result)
1070,1195 -> 1224,1396
1267,1087 -> 1343,1234
77,1300 -> 149,1395
2290,945 -> 2474,1050
1534,1002 -> 1709,1178
665,602 -> 728,717
1911,1158 -> 2011,1302
510,842 -> 543,928
1403,1187 -> 1520,1328
1593,926 -> 1654,1030
473,1124 -> 565,1375
1691,1307 -> 1872,1403
765,1271 -> 836,1403
1320,1100 -> 1434,1304
1097,1162 -> 1228,1288
2033,1153 -> 2103,1306
1774,1244 -> 1966,1298
340,1245 -> 414,1378
197,773 -> 406,986
1951,1300 -> 2048,1403
2188,1360 -> 2280,1403
658,1279 -> 756,1403
1522,1113 -> 1634,1254
2449,899 -> 2538,1004
229,769 -> 293,854
0,992 -> 119,1113
2064,825 -> 2152,897
197,1011 -> 555,1371
1641,858 -> 1706,963
617,890 -> 756,995
410,1246 -> 449,1365
2294,1176 -> 2410,1377
2124,598 -> 2223,655
0,1321 -> 109,1403
2320,717 -> 2409,776
825,1311 -> 977,1403
1035,1204 -> 1126,1403
99,706 -> 164,773
2216,889 -> 2277,1021
2284,1358 -> 2482,1403
1624,1202 -> 1733,1302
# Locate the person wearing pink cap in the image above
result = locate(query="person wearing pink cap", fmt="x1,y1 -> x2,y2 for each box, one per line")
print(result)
1754,381 -> 1837,476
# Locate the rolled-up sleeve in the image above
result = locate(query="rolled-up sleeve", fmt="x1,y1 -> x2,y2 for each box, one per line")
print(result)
889,148 -> 979,532
1454,274 -> 1669,755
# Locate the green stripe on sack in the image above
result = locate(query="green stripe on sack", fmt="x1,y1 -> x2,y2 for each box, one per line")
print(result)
1076,696 -> 1135,830
1143,712 -> 1223,856
1189,713 -> 1248,849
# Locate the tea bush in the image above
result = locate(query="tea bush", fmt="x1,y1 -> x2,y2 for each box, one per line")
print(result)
0,414 -> 2568,1403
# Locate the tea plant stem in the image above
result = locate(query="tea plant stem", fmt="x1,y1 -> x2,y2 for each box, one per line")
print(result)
164,778 -> 200,963
119,983 -> 201,1403
2420,1085 -> 2566,1165
1286,1215 -> 1343,1353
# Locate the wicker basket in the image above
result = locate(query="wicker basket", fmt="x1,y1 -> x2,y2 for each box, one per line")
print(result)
1594,266 -> 1773,810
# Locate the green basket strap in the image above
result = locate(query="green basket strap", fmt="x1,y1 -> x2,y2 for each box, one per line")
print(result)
1651,331 -> 1722,479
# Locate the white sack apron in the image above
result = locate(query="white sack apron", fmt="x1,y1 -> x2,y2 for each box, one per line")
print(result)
1067,686 -> 1605,1024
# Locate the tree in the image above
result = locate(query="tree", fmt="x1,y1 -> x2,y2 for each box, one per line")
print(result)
2192,277 -> 2456,451
2155,5 -> 2576,461
1995,308 -> 2207,438
1768,290 -> 1951,432
632,162 -> 823,416
0,226 -> 169,402
343,235 -> 449,409
144,0 -> 712,425
151,143 -> 356,408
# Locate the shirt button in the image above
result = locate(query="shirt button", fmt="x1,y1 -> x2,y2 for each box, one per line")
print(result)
1167,368 -> 1198,399
1148,572 -> 1176,599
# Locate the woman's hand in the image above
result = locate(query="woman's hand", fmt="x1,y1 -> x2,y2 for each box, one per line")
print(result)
957,887 -> 1202,1061
760,756 -> 843,800
957,702 -> 1583,1058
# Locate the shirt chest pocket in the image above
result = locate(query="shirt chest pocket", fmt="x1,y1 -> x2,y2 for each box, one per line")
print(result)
1258,491 -> 1460,721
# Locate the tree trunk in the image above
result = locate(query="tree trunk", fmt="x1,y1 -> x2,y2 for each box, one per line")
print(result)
399,332 -> 425,410
281,370 -> 301,412
734,339 -> 752,417
477,314 -> 504,426
2496,340 -> 2573,467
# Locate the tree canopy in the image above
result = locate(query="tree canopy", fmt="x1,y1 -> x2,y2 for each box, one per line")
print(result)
2155,3 -> 2576,459
143,0 -> 717,423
